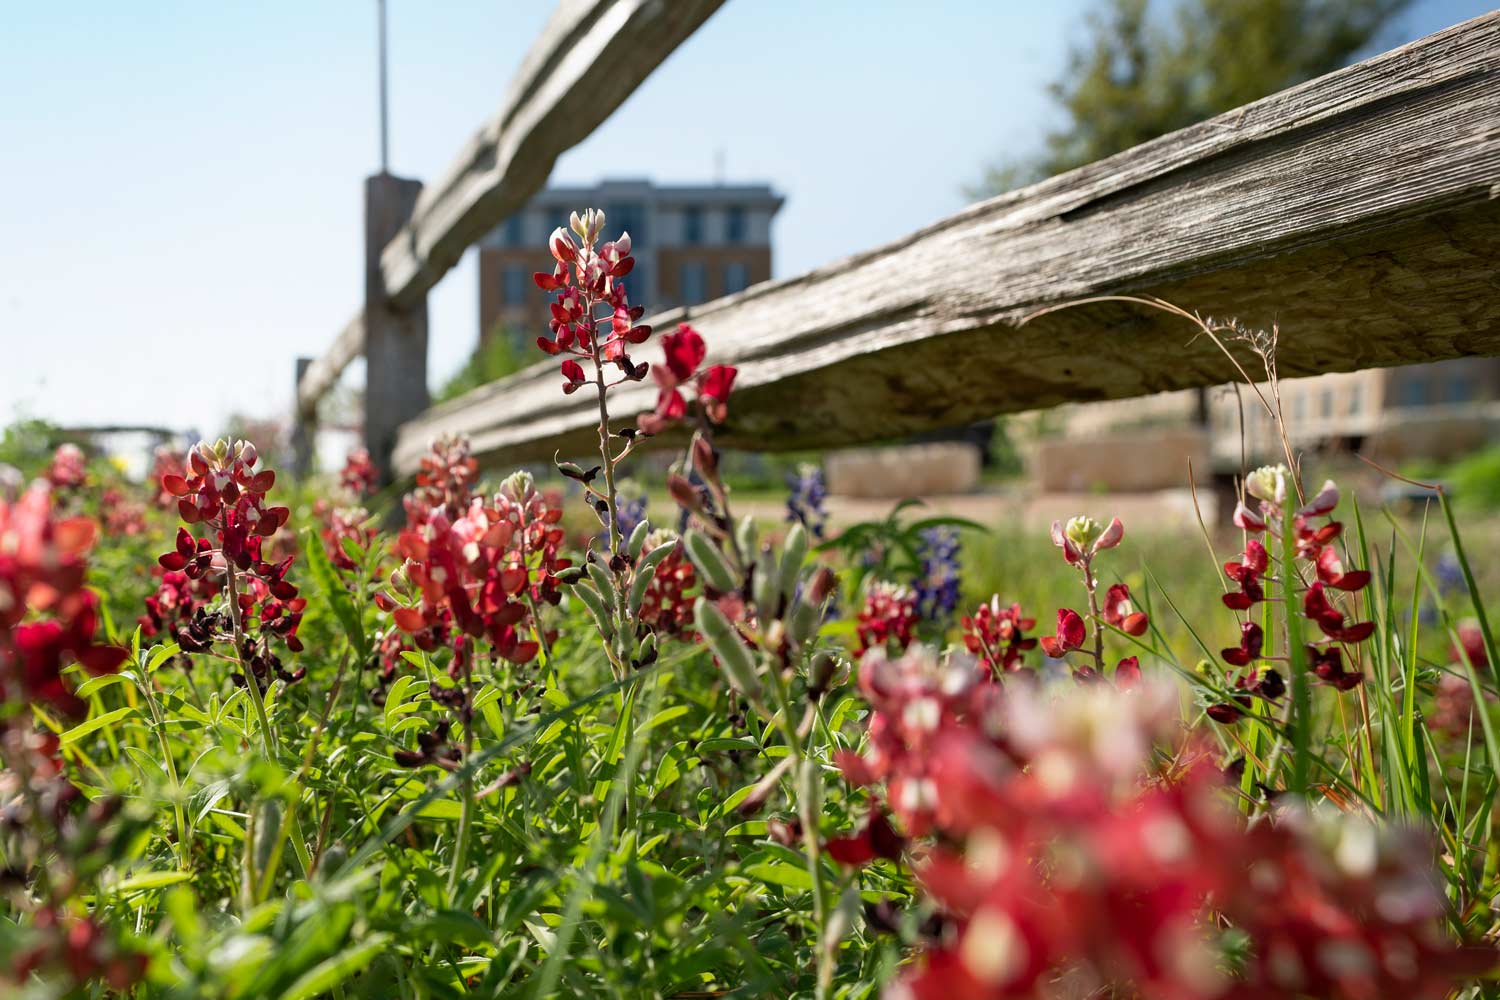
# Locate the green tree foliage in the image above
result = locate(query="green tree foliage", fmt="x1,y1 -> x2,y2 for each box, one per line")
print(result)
972,0 -> 1409,196
437,328 -> 528,402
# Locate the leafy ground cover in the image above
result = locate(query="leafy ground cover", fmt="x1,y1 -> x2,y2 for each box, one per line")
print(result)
3,215 -> 1498,999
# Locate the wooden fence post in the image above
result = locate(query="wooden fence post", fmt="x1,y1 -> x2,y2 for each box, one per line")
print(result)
292,356 -> 315,478
363,173 -> 429,486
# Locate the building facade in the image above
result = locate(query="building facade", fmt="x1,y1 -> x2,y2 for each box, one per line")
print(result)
477,179 -> 783,345
1026,358 -> 1500,491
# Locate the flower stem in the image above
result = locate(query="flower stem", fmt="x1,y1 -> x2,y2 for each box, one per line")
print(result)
445,655 -> 476,905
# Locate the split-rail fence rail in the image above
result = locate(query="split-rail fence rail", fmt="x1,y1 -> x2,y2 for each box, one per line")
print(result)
292,2 -> 1500,485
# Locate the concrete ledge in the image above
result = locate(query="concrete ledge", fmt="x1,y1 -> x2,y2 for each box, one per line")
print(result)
825,443 -> 981,498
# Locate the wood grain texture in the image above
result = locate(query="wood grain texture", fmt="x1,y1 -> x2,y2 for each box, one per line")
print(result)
378,0 -> 726,310
297,312 -> 363,416
364,175 -> 429,488
393,12 -> 1500,476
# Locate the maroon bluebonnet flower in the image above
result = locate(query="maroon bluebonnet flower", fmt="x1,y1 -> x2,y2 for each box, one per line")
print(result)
533,209 -> 653,392
1,484 -> 127,717
960,597 -> 1037,675
157,439 -> 306,681
1039,607 -> 1086,658
44,443 -> 87,491
381,464 -> 569,669
638,324 -> 739,434
854,580 -> 918,656
1101,582 -> 1149,635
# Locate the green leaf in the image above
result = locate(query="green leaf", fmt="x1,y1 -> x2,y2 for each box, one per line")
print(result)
113,870 -> 194,894
744,862 -> 814,892
280,934 -> 390,1000
60,706 -> 135,746
145,642 -> 181,675
301,526 -> 368,657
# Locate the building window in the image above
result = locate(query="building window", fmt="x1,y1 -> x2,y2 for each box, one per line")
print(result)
726,205 -> 747,244
723,261 -> 749,295
502,265 -> 527,306
1347,384 -> 1362,416
608,201 -> 648,246
680,262 -> 707,304
504,213 -> 524,246
683,206 -> 703,245
1447,374 -> 1474,403
1398,379 -> 1428,407
1292,395 -> 1306,423
1319,389 -> 1333,419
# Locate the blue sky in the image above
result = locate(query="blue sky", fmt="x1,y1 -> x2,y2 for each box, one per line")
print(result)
2,1 -> 1492,434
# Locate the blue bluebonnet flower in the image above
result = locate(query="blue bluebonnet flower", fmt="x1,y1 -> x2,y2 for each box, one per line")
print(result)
913,526 -> 961,622
785,463 -> 829,540
602,493 -> 647,545
1420,552 -> 1468,626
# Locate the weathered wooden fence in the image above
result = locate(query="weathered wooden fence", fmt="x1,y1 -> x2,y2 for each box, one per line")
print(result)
295,5 -> 1500,482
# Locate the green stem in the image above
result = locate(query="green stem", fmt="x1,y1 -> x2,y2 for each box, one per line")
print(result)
763,662 -> 831,999
1280,491 -> 1311,796
138,675 -> 191,870
445,655 -> 477,904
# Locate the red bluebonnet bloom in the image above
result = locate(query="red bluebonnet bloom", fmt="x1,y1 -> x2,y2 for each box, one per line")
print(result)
637,324 -> 739,434
855,580 -> 919,656
157,439 -> 305,685
960,597 -> 1037,675
1,483 -> 127,717
1101,582 -> 1149,635
339,447 -> 378,498
381,465 -> 568,669
534,209 -> 653,391
1039,608 -> 1086,658
44,443 -> 87,491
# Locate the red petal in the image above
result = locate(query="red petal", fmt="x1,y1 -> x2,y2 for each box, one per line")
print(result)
826,835 -> 877,867
393,607 -> 426,633
78,644 -> 128,675
162,474 -> 192,497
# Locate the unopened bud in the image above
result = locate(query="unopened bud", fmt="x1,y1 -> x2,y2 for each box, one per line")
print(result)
807,566 -> 837,605
807,650 -> 838,697
684,531 -> 737,593
694,598 -> 760,698
693,435 -> 719,480
668,474 -> 703,515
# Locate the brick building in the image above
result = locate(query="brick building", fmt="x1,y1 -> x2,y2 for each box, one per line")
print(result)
477,178 -> 783,345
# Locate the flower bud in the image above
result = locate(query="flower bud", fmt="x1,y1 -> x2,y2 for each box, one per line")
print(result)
500,470 -> 535,503
684,530 -> 737,593
779,522 -> 808,601
693,435 -> 719,481
549,226 -> 578,264
667,473 -> 704,515
1245,464 -> 1289,505
752,546 -> 779,617
694,597 -> 760,698
628,562 -> 657,617
807,650 -> 838,697
807,566 -> 837,605
1064,515 -> 1103,553
570,581 -> 614,640
627,518 -> 651,560
734,515 -> 757,564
